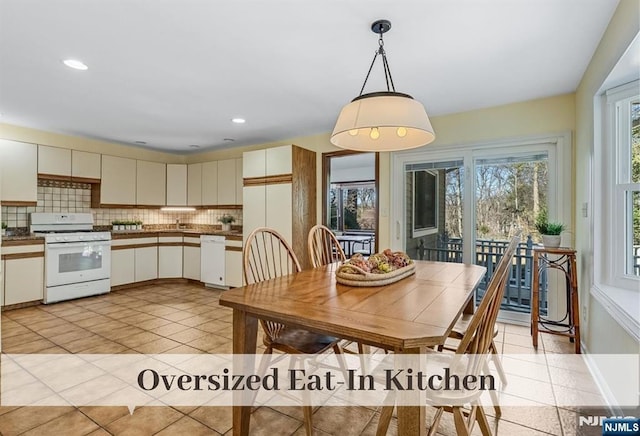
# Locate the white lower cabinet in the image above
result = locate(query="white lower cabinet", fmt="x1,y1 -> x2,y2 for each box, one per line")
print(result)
111,249 -> 135,286
135,246 -> 158,282
183,236 -> 201,281
224,238 -> 243,288
4,257 -> 44,305
159,246 -> 183,278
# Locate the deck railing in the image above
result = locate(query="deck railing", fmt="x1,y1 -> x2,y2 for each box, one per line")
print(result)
421,235 -> 547,314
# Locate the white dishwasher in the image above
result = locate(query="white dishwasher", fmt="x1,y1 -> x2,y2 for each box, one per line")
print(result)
200,235 -> 226,287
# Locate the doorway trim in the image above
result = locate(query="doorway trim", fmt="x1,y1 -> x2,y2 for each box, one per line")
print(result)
322,150 -> 380,253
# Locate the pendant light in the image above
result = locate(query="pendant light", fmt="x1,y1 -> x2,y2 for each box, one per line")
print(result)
331,19 -> 435,152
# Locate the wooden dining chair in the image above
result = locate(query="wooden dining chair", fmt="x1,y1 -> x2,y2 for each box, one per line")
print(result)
307,224 -> 371,366
307,224 -> 346,268
439,232 -> 521,417
244,227 -> 346,435
377,233 -> 520,436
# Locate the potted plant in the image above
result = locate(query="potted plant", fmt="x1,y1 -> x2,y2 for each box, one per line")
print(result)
111,220 -> 122,231
135,220 -> 143,230
1,222 -> 7,236
218,214 -> 235,232
535,209 -> 565,248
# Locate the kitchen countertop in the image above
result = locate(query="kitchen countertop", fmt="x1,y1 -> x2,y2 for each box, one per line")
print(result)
111,229 -> 243,240
1,228 -> 243,245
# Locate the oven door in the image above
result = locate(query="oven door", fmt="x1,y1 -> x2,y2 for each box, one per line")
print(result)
45,240 -> 111,287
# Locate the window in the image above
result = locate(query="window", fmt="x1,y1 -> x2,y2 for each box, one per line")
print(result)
329,182 -> 376,232
412,170 -> 438,237
604,80 -> 640,287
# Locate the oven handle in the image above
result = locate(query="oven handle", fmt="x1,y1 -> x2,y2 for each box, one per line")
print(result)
46,241 -> 112,250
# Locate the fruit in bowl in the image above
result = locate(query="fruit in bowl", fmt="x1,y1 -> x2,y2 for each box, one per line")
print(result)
341,249 -> 413,274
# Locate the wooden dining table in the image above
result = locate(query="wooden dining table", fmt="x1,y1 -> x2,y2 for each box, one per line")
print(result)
219,260 -> 486,436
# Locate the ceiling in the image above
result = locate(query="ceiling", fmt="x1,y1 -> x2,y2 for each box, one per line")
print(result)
0,0 -> 620,154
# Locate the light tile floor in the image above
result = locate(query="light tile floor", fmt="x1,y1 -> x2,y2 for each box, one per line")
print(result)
0,283 -> 607,435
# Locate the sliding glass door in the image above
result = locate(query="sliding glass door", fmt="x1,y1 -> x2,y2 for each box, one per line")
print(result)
391,135 -> 571,319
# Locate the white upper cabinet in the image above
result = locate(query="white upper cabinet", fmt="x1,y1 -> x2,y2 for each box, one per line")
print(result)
38,145 -> 71,177
266,145 -> 292,176
187,163 -> 202,206
0,139 -> 38,203
243,149 -> 265,178
71,150 -> 101,179
202,161 -> 218,206
101,155 -> 137,205
243,145 -> 291,178
217,158 -> 237,205
166,164 -> 188,206
136,160 -> 166,206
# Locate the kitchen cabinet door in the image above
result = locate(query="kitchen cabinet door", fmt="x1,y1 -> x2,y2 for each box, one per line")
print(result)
217,159 -> 237,205
201,161 -> 218,206
111,248 -> 135,286
136,160 -> 166,206
242,185 -> 265,241
183,245 -> 200,281
159,245 -> 183,278
71,150 -> 101,180
235,158 -> 243,205
266,183 -> 293,244
101,155 -> 137,205
134,246 -> 158,282
4,257 -> 44,305
243,149 -> 265,178
224,249 -> 243,288
187,163 -> 202,206
0,139 -> 37,204
166,164 -> 187,206
38,145 -> 71,177
266,145 -> 292,176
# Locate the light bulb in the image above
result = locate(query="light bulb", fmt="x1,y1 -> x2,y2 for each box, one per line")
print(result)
396,127 -> 407,137
369,127 -> 380,140
348,129 -> 359,136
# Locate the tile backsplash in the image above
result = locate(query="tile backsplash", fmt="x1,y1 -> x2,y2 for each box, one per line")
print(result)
1,180 -> 242,229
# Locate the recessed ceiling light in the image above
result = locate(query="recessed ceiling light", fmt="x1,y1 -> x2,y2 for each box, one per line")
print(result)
135,141 -> 147,145
63,59 -> 88,70
231,118 -> 246,124
189,144 -> 200,148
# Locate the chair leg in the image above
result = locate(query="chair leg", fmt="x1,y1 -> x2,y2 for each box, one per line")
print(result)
427,407 -> 444,436
452,407 -> 471,436
376,406 -> 394,436
333,343 -> 349,383
490,340 -> 507,386
251,347 -> 273,405
482,360 -> 502,418
475,404 -> 493,436
302,406 -> 313,435
357,343 -> 370,373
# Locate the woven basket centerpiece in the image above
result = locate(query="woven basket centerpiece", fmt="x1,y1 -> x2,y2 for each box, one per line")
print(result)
336,249 -> 415,286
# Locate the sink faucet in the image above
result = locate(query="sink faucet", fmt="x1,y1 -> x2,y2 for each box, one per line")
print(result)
176,219 -> 180,230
